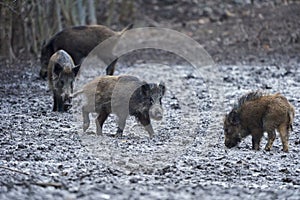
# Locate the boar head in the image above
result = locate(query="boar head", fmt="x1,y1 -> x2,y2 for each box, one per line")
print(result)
53,63 -> 80,110
224,109 -> 242,148
148,82 -> 166,121
130,82 -> 166,121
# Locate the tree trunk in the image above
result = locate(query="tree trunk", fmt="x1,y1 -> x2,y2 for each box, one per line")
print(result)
88,0 -> 97,24
77,0 -> 86,25
106,0 -> 115,26
0,1 -> 17,61
55,0 -> 63,31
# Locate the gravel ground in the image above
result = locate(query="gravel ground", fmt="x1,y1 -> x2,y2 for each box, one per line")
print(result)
1,59 -> 300,200
1,1 -> 300,199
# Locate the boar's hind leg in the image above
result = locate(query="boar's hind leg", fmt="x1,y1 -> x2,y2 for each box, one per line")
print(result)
82,105 -> 90,132
279,124 -> 289,152
265,131 -> 276,151
137,114 -> 154,138
95,110 -> 109,135
251,129 -> 263,150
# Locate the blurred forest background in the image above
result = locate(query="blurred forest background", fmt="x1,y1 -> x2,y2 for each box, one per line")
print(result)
0,0 -> 299,64
0,0 -> 136,61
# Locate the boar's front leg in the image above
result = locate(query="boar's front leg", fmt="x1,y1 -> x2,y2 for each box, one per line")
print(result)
265,130 -> 276,151
52,94 -> 58,112
137,113 -> 154,138
95,110 -> 109,135
251,129 -> 263,150
82,105 -> 90,132
54,91 -> 64,112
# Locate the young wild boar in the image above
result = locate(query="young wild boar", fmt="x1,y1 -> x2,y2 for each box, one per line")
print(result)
40,24 -> 133,79
72,75 -> 166,138
48,50 -> 80,112
223,91 -> 295,152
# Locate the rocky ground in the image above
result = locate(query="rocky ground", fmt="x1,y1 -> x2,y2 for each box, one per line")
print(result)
1,1 -> 300,199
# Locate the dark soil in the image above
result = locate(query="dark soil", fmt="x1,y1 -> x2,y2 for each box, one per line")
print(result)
1,1 -> 300,199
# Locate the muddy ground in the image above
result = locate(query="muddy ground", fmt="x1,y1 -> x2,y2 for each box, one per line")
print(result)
1,1 -> 300,200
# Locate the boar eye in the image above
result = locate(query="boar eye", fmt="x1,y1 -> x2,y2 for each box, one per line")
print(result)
57,80 -> 64,88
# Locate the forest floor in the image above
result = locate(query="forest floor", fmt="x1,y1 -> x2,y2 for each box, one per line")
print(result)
1,1 -> 300,199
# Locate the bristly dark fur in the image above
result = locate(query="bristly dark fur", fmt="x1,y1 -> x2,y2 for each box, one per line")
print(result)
233,91 -> 266,110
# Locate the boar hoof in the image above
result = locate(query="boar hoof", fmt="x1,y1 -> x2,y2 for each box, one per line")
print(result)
116,128 -> 123,135
264,146 -> 271,151
283,148 -> 289,153
252,146 -> 260,151
112,132 -> 123,139
252,142 -> 260,151
116,134 -> 123,139
148,134 -> 154,140
96,130 -> 103,136
83,123 -> 89,132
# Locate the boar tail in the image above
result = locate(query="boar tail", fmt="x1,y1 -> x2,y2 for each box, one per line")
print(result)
70,90 -> 84,98
119,23 -> 134,35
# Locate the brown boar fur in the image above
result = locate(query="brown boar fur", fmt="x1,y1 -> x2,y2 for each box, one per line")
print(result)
72,75 -> 165,138
40,24 -> 133,78
224,91 -> 295,152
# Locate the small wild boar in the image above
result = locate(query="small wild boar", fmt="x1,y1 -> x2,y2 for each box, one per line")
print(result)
48,50 -> 80,112
224,91 -> 295,152
40,24 -> 133,79
72,75 -> 166,138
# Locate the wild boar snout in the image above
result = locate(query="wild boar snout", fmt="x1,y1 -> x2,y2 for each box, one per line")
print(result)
149,104 -> 163,121
225,137 -> 240,148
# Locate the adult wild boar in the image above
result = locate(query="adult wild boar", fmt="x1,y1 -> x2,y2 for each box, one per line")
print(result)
224,91 -> 295,152
48,50 -> 80,112
40,24 -> 133,79
72,75 -> 166,138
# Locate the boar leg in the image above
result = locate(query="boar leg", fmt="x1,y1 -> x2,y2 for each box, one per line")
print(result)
279,124 -> 289,152
106,58 -> 118,75
95,110 -> 109,135
137,114 -> 154,138
52,94 -> 58,111
251,129 -> 263,150
82,105 -> 90,132
55,93 -> 64,112
116,115 -> 127,136
265,131 -> 276,151
144,124 -> 155,139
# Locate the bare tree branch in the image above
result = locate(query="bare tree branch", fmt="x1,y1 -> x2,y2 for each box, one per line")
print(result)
0,166 -> 30,176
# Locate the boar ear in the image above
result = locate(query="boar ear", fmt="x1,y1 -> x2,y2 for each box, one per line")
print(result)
72,65 -> 80,76
53,63 -> 63,76
228,110 -> 240,125
159,82 -> 166,95
141,83 -> 150,97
